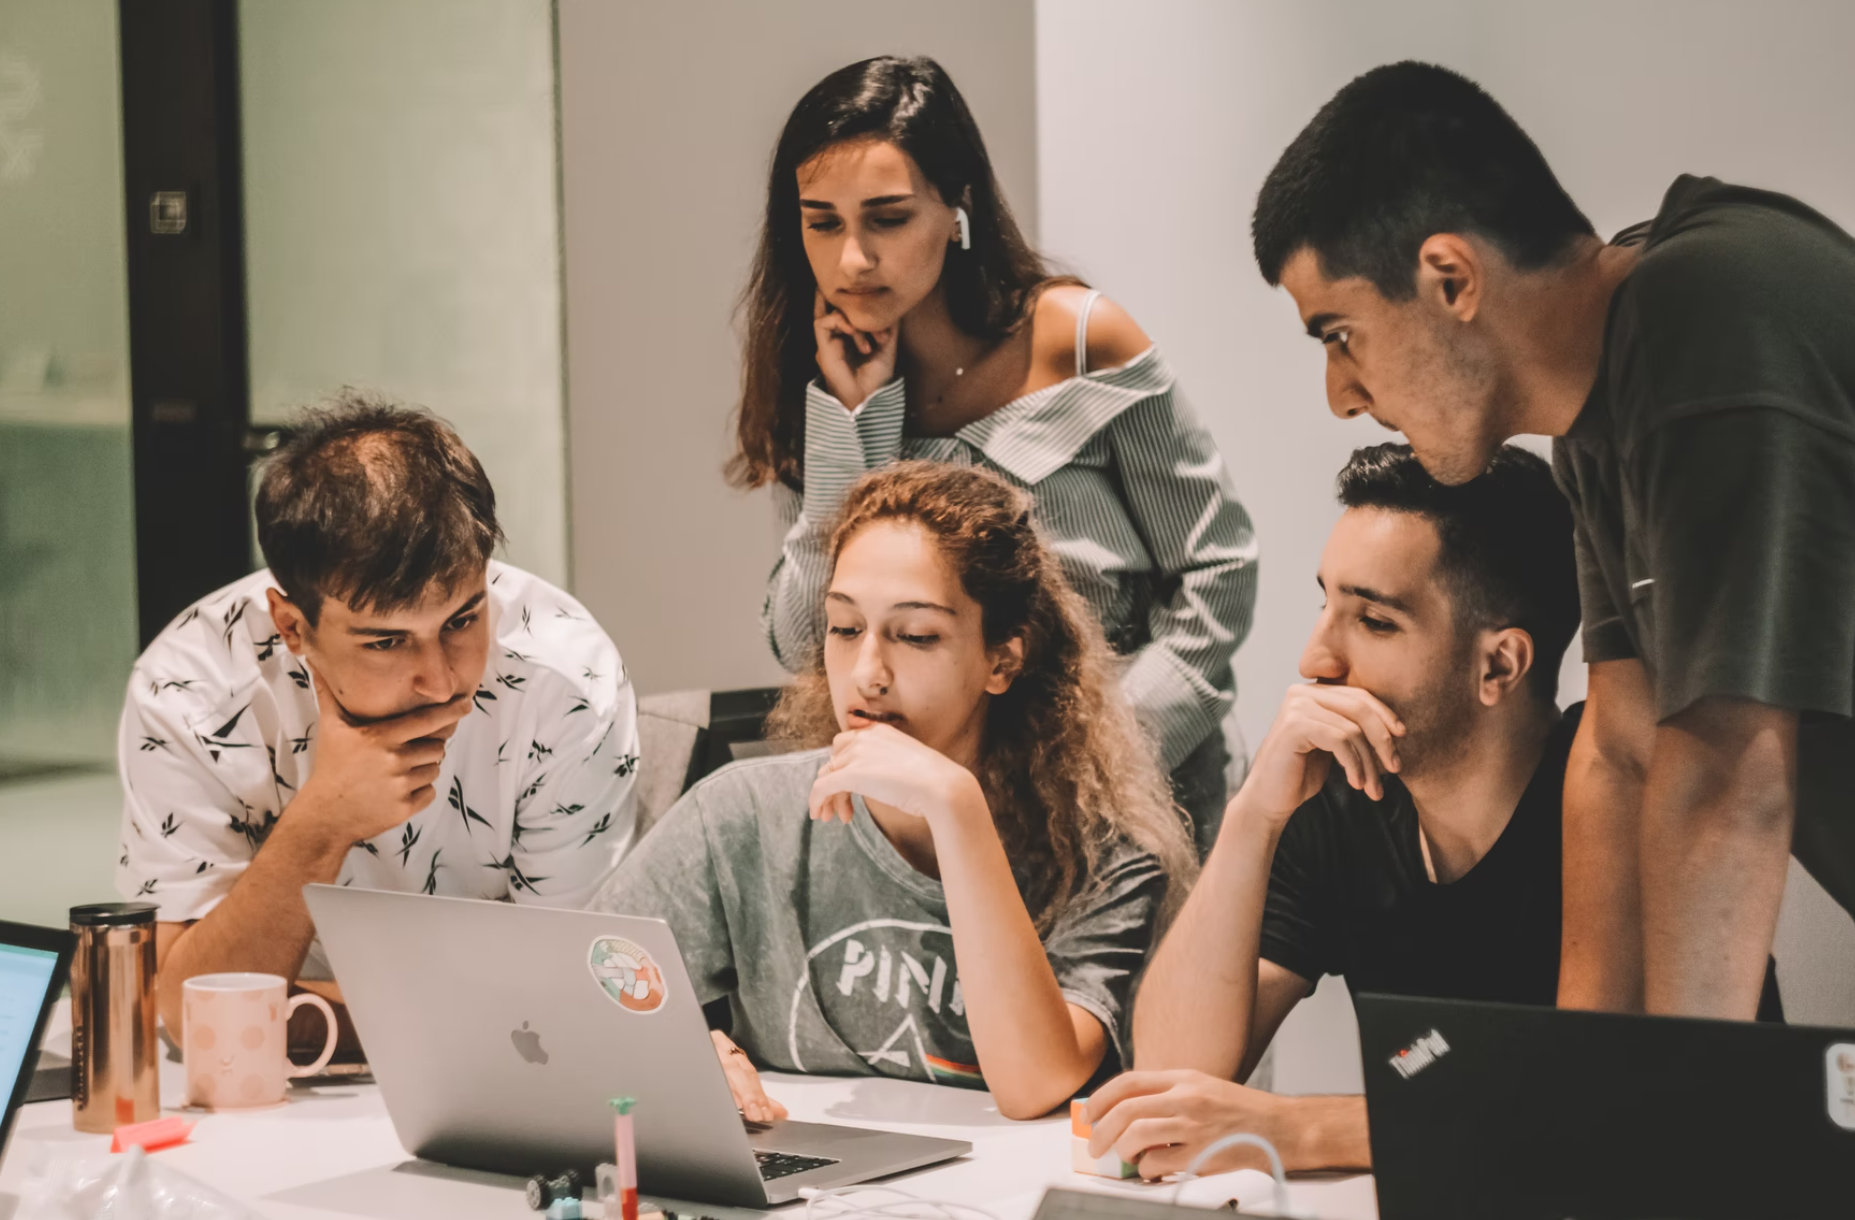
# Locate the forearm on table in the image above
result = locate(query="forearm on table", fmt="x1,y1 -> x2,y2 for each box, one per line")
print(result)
1133,799 -> 1276,1075
156,803 -> 352,1034
1559,725 -> 1646,1012
1275,1095 -> 1371,1172
933,795 -> 1100,1118
1640,700 -> 1797,1019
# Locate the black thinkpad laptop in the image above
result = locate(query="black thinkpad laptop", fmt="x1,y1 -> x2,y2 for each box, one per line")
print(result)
1358,993 -> 1855,1220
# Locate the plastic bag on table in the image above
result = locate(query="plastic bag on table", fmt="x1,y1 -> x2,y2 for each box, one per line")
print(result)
18,1145 -> 261,1220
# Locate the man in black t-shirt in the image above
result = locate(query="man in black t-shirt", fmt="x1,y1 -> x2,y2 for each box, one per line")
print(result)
1247,62 -> 1855,1023
1089,444 -> 1608,1176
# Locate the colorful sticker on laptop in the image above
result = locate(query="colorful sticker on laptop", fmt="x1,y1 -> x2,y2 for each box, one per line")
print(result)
589,936 -> 667,1014
1828,1043 -> 1855,1131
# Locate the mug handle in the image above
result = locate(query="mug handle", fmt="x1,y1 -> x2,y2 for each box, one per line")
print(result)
285,992 -> 340,1078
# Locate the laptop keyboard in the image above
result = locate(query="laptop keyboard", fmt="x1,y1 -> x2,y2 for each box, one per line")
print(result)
755,1150 -> 838,1181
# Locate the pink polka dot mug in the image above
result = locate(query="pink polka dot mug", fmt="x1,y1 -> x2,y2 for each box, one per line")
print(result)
182,972 -> 338,1110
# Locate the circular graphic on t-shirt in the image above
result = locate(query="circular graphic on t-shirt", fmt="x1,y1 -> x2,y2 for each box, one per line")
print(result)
787,918 -> 979,1085
588,936 -> 666,1014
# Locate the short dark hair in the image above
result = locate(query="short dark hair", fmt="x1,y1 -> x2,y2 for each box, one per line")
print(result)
1336,442 -> 1578,703
1253,61 -> 1595,299
255,389 -> 503,624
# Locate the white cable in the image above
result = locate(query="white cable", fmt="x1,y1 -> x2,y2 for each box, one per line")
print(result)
799,1184 -> 1004,1220
798,1135 -> 1300,1220
801,1186 -> 1001,1216
1168,1130 -> 1305,1217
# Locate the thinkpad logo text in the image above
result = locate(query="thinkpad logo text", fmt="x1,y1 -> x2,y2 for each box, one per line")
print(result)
1389,1028 -> 1451,1079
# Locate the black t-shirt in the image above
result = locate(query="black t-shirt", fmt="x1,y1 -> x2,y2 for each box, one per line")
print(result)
1259,703 -> 1783,1019
1553,175 -> 1855,922
1260,708 -> 1578,1008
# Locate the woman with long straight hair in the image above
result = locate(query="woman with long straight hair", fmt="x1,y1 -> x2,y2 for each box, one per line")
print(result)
732,55 -> 1257,846
599,462 -> 1196,1119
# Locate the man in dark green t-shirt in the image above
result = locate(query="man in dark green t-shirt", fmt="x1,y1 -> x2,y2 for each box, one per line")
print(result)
1249,61 -> 1855,1021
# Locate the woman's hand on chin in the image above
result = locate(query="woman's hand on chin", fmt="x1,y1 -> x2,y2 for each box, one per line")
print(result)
809,722 -> 984,826
814,290 -> 898,410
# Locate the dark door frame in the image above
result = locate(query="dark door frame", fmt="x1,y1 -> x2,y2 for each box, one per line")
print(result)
117,0 -> 254,646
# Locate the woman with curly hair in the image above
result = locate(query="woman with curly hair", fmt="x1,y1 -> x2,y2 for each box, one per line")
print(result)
597,462 -> 1195,1120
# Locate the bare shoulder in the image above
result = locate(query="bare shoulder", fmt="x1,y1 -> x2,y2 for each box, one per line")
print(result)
1029,284 -> 1154,377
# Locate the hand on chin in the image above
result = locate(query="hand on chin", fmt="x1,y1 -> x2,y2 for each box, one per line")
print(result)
810,721 -> 972,825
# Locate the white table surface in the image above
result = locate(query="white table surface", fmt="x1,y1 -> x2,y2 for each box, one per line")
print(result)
2,1006 -> 1378,1220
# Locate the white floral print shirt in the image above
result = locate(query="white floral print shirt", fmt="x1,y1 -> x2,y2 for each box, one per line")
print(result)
116,561 -> 639,974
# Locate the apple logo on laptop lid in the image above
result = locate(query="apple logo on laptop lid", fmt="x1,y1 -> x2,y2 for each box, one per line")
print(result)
511,1021 -> 549,1066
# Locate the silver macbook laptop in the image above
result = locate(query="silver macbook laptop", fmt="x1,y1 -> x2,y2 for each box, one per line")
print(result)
304,885 -> 970,1208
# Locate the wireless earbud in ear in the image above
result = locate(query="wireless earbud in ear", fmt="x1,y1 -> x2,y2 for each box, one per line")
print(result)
952,206 -> 971,251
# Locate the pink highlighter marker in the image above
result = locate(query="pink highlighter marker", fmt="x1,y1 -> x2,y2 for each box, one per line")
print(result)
110,1115 -> 195,1154
610,1096 -> 638,1220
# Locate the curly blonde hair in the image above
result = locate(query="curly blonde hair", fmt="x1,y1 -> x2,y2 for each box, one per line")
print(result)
768,461 -> 1198,930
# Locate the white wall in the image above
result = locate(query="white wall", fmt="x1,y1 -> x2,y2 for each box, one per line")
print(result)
241,0 -> 569,585
1037,0 -> 1855,1091
558,0 -> 1038,698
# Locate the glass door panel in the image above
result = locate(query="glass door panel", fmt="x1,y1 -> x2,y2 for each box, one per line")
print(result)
0,0 -> 137,778
238,0 -> 569,585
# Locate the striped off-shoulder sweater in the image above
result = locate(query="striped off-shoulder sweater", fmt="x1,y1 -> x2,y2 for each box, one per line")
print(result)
762,296 -> 1258,772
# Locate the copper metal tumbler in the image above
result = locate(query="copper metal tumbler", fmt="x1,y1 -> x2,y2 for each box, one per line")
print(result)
69,902 -> 160,1133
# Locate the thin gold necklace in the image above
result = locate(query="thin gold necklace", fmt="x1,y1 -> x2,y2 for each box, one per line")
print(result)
918,337 -> 994,415
928,365 -> 965,411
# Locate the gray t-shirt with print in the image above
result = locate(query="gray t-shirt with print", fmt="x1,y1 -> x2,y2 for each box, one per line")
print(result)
592,749 -> 1166,1090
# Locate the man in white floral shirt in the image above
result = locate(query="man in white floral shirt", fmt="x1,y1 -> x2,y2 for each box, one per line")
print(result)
117,392 -> 639,1038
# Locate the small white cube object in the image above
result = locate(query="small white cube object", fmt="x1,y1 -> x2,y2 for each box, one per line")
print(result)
1069,1100 -> 1139,1179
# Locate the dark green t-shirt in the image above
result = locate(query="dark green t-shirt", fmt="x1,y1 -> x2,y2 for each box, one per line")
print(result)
1553,174 -> 1855,920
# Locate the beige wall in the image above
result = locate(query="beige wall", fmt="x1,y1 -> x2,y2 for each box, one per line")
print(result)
558,0 -> 1038,698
